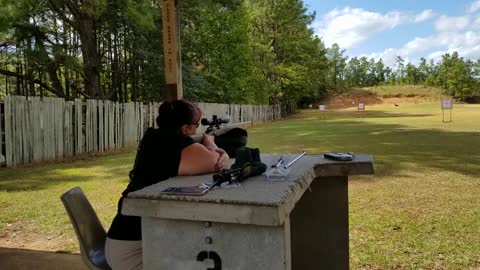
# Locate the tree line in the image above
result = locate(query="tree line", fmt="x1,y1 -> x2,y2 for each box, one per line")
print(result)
328,46 -> 480,102
1,0 -> 479,108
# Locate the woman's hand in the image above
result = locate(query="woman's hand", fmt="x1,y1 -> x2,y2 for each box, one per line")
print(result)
202,133 -> 217,151
214,148 -> 230,172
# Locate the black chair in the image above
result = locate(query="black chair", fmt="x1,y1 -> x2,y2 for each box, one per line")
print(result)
61,187 -> 111,270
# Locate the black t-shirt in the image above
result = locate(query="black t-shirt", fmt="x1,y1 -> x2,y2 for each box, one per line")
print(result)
107,128 -> 195,240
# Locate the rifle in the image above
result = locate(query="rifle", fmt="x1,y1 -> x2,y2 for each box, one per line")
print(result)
201,115 -> 230,134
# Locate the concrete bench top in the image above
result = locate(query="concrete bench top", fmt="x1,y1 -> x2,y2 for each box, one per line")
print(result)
122,154 -> 374,226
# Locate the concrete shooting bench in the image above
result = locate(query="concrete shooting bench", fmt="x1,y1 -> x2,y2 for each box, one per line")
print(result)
122,153 -> 374,270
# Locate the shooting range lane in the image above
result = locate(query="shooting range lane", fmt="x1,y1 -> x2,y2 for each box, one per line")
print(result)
122,153 -> 374,270
122,154 -> 373,226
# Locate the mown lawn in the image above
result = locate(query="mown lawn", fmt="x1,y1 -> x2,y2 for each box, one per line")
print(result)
1,102 -> 479,269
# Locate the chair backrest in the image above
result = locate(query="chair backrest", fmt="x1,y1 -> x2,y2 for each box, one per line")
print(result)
61,186 -> 111,270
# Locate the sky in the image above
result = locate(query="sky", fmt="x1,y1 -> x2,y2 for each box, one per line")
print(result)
303,0 -> 480,67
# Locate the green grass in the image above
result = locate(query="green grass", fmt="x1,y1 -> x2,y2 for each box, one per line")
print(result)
249,104 -> 480,269
1,103 -> 480,269
0,153 -> 135,251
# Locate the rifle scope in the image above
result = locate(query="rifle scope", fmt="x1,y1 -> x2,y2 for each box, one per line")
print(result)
201,115 -> 230,126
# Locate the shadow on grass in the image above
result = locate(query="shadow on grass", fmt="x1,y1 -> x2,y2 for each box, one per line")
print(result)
250,118 -> 480,178
1,111 -> 479,191
342,111 -> 434,119
0,153 -> 134,192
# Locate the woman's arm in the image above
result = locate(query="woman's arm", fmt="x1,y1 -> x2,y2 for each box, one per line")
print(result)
201,133 -> 218,151
178,143 -> 228,175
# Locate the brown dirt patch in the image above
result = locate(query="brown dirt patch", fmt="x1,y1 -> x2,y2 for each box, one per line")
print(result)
324,95 -> 440,109
0,222 -> 79,253
0,247 -> 88,270
0,231 -> 76,253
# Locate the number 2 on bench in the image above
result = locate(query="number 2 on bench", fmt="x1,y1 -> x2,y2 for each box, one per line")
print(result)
197,250 -> 222,270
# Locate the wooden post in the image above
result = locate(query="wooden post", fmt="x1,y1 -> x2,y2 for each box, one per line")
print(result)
0,101 -> 3,164
162,0 -> 182,100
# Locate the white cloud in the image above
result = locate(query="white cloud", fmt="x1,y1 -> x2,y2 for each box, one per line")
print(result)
315,7 -> 404,48
427,49 -> 461,62
365,31 -> 480,67
314,7 -> 435,49
313,4 -> 480,68
467,0 -> 480,13
434,31 -> 480,55
363,49 -> 402,67
415,9 -> 434,22
363,48 -> 423,68
427,50 -> 447,61
434,15 -> 470,32
402,37 -> 433,54
472,16 -> 480,29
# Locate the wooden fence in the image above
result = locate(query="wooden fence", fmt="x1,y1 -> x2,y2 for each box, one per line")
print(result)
0,96 -> 282,167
